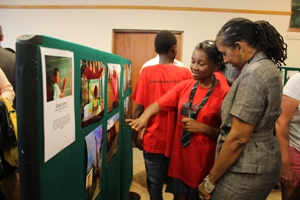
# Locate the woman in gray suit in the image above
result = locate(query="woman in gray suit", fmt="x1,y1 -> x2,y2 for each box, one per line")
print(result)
199,17 -> 287,200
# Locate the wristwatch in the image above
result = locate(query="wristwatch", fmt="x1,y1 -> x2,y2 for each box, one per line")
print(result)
204,175 -> 215,193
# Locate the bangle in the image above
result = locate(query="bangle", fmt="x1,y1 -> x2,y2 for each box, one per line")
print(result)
204,175 -> 215,193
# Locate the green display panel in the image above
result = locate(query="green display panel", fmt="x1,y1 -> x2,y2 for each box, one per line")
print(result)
15,35 -> 133,200
279,66 -> 300,85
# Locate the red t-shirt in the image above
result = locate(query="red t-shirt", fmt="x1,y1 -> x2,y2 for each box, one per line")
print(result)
157,79 -> 229,188
132,64 -> 192,156
214,70 -> 229,87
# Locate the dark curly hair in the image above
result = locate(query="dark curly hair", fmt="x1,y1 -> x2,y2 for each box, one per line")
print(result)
155,30 -> 177,54
216,17 -> 287,67
195,40 -> 226,72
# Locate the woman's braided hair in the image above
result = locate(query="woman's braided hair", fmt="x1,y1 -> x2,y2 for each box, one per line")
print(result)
216,17 -> 287,67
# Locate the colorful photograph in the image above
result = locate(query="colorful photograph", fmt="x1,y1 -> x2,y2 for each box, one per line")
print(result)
123,63 -> 132,92
107,63 -> 121,112
45,56 -> 73,102
85,125 -> 103,200
106,112 -> 120,164
41,47 -> 75,162
81,60 -> 106,128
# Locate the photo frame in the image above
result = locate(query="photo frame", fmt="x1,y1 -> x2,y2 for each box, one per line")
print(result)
81,60 -> 106,128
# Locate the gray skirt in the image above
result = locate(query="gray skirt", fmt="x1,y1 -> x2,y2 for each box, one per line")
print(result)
210,171 -> 279,200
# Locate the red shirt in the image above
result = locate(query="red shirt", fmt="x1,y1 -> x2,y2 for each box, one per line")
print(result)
132,64 -> 192,156
157,79 -> 229,188
214,70 -> 229,87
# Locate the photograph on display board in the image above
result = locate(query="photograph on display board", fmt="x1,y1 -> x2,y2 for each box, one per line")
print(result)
106,112 -> 120,165
81,60 -> 106,128
123,63 -> 132,93
45,56 -> 72,102
40,47 -> 75,162
85,125 -> 103,200
107,63 -> 121,112
124,95 -> 131,120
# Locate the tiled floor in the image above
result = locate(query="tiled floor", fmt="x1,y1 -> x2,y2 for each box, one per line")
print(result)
129,147 -> 282,200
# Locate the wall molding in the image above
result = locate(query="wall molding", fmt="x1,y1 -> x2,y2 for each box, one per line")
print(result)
0,5 -> 291,15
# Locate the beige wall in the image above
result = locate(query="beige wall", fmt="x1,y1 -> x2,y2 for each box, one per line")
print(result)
1,0 -> 298,67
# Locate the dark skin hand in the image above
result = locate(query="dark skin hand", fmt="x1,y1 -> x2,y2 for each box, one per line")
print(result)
181,117 -> 220,140
131,104 -> 144,150
126,102 -> 161,149
181,117 -> 202,133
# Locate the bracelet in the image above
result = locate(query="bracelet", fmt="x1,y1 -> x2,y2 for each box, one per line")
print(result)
204,175 -> 215,193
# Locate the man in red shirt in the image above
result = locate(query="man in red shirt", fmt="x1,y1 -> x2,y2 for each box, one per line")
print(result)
132,30 -> 192,200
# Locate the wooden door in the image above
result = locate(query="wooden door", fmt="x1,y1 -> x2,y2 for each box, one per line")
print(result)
113,29 -> 183,117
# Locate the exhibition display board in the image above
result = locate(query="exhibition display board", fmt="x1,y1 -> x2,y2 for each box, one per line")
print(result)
280,66 -> 300,85
15,35 -> 133,200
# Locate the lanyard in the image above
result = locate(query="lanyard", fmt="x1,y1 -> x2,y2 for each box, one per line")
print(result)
187,75 -> 216,119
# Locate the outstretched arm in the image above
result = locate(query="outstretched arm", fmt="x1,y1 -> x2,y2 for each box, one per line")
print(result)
132,104 -> 144,150
59,78 -> 67,98
126,102 -> 161,139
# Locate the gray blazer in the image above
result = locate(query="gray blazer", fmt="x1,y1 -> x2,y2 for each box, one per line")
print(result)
217,52 -> 282,175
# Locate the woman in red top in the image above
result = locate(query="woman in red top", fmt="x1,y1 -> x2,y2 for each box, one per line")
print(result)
127,40 -> 229,200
